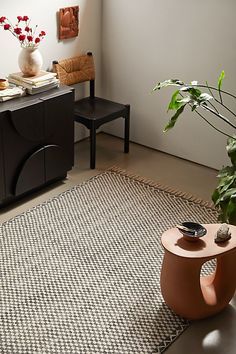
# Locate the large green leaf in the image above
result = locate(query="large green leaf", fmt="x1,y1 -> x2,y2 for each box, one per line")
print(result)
168,92 -> 191,111
218,198 -> 231,222
218,70 -> 225,91
212,169 -> 236,207
185,92 -> 213,108
163,105 -> 185,132
198,93 -> 213,102
217,166 -> 235,178
153,79 -> 184,91
226,198 -> 236,223
226,137 -> 236,164
180,86 -> 202,97
217,171 -> 235,186
178,96 -> 192,104
218,187 -> 236,202
218,175 -> 236,193
212,189 -> 220,205
168,90 -> 181,111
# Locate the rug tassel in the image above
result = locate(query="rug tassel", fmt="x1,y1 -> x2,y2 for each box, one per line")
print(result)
107,165 -> 216,211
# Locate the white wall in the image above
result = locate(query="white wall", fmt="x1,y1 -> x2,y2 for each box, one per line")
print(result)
0,0 -> 102,141
101,0 -> 236,170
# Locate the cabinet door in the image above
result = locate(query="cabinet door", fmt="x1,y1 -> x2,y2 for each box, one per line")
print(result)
0,115 -> 5,201
42,91 -> 74,182
2,102 -> 45,198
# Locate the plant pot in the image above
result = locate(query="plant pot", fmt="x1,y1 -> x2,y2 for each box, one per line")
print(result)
18,46 -> 43,77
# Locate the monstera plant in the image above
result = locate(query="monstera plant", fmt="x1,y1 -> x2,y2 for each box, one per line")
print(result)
153,71 -> 236,224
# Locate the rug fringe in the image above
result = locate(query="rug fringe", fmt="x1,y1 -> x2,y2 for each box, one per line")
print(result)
107,166 -> 216,210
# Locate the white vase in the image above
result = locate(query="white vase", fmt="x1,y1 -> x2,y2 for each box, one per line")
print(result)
18,46 -> 43,77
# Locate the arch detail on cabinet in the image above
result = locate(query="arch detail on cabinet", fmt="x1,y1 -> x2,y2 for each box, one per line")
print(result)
15,147 -> 45,196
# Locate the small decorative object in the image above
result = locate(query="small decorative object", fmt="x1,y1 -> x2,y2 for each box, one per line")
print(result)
0,78 -> 9,90
0,15 -> 46,76
59,6 -> 79,40
215,223 -> 231,243
176,222 -> 207,242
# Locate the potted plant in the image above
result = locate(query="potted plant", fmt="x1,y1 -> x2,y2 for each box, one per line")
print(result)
153,71 -> 236,224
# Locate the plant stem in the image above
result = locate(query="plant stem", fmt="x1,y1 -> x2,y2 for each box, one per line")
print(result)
196,84 -> 236,100
205,81 -> 220,114
219,89 -> 223,105
201,104 -> 236,129
199,82 -> 236,118
179,90 -> 234,139
208,101 -> 220,114
214,98 -> 236,118
32,24 -> 37,38
193,109 -> 234,139
206,81 -> 216,100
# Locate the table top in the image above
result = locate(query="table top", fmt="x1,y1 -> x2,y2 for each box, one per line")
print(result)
161,224 -> 236,259
0,85 -> 73,113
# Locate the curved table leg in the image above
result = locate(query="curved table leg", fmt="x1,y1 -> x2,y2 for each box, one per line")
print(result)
201,251 -> 236,307
161,249 -> 236,320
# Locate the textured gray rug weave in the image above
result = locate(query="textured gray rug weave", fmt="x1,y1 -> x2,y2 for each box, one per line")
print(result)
0,168 -> 218,354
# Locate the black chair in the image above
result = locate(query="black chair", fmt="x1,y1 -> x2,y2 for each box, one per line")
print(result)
53,52 -> 130,169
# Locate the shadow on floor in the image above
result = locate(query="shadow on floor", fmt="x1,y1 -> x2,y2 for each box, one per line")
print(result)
165,304 -> 236,354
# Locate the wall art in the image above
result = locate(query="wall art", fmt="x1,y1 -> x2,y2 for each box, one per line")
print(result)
59,6 -> 79,40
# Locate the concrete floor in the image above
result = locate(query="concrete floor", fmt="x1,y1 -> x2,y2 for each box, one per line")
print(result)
1,133 -> 235,353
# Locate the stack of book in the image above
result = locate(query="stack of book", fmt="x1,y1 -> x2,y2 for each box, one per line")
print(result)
0,85 -> 25,102
8,71 -> 59,95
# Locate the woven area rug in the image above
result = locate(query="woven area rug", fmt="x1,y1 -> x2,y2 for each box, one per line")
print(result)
0,168 -> 218,354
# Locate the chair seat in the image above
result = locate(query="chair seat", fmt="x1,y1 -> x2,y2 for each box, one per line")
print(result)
74,97 -> 128,121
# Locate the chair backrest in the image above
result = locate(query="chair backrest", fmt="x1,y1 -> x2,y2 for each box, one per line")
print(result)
53,52 -> 95,90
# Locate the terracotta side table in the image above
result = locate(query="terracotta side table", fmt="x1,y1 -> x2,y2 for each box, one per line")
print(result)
161,224 -> 236,320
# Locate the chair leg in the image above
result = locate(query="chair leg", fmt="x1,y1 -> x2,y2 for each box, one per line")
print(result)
124,104 -> 130,153
90,124 -> 96,169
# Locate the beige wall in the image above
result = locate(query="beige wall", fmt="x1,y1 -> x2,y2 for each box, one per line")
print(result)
101,0 -> 236,170
0,0 -> 102,141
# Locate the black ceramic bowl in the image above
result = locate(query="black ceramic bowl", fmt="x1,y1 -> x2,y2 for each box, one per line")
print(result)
177,222 -> 207,242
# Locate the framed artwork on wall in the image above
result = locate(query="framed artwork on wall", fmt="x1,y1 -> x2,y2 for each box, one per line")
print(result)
59,6 -> 79,40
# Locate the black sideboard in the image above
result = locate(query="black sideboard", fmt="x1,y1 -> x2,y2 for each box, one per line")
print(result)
0,86 -> 74,206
